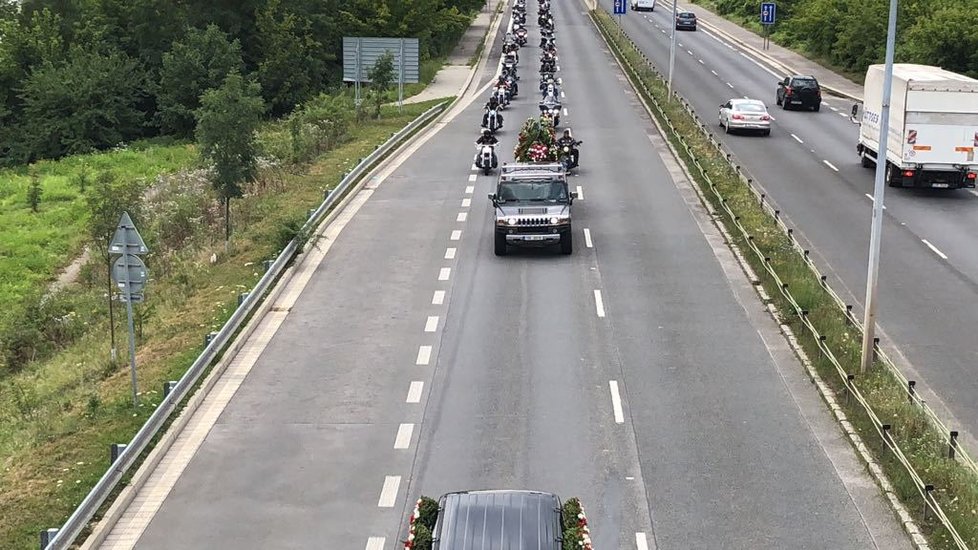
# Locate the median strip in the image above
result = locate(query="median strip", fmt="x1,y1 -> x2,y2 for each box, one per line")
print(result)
592,8 -> 978,549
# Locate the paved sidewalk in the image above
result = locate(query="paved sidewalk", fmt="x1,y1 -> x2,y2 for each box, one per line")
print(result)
403,1 -> 503,104
677,2 -> 864,100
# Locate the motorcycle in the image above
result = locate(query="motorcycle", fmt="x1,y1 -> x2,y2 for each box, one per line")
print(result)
483,108 -> 503,133
503,74 -> 519,96
515,28 -> 528,46
541,82 -> 560,99
558,140 -> 581,171
475,143 -> 498,175
493,86 -> 509,108
539,102 -> 560,127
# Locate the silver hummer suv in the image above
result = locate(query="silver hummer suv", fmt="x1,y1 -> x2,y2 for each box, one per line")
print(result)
488,163 -> 577,256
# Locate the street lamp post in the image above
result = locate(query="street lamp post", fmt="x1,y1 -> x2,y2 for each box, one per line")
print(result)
860,0 -> 899,373
667,0 -> 677,99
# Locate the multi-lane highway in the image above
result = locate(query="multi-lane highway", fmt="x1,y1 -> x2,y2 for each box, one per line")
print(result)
89,1 -> 910,548
614,3 -> 978,446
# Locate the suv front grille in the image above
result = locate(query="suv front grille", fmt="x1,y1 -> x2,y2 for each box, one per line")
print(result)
518,217 -> 550,226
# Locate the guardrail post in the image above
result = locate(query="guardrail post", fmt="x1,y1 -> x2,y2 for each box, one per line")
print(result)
872,337 -> 880,363
324,188 -> 332,200
40,528 -> 58,549
882,423 -> 892,446
906,380 -> 916,404
922,484 -> 934,521
844,305 -> 853,325
204,331 -> 218,347
110,443 -> 127,464
845,373 -> 855,404
238,292 -> 250,306
949,430 -> 959,460
263,259 -> 274,272
163,380 -> 177,398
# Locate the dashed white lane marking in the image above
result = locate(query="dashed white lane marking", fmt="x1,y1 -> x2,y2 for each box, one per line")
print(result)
743,95 -> 750,99
406,381 -> 424,403
450,230 -> 462,240
711,69 -> 718,76
687,49 -> 693,55
821,101 -> 829,106
968,189 -> 978,198
438,267 -> 451,281
830,106 -> 840,112
561,91 -> 566,98
465,185 -> 474,194
416,345 -> 432,365
594,289 -> 606,318
576,185 -> 584,199
864,193 -> 887,209
922,239 -> 948,260
823,160 -> 839,171
468,174 -> 478,182
791,133 -> 804,144
660,28 -> 666,33
584,228 -> 593,248
424,316 -> 439,332
698,59 -> 705,64
445,248 -> 456,260
609,381 -> 625,424
457,212 -> 468,222
461,197 -> 471,207
726,82 -> 734,88
394,423 -> 415,449
563,108 -> 568,116
378,476 -> 401,507
636,533 -> 650,550
432,290 -> 445,305
470,164 -> 478,171
838,112 -> 848,117
366,537 -> 386,550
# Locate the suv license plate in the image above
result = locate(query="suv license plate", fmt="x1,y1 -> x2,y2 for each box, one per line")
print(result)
932,183 -> 950,188
523,235 -> 547,241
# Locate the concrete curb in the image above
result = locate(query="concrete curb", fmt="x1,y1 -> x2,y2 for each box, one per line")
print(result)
587,9 -> 927,549
695,17 -> 862,102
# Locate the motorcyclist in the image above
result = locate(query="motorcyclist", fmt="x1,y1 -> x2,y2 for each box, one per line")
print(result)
540,58 -> 556,73
483,103 -> 503,129
485,94 -> 500,112
475,129 -> 499,167
556,129 -> 581,168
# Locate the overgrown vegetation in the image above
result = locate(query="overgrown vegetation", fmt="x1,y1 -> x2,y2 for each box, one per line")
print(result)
593,9 -> 978,549
689,0 -> 978,80
0,0 -> 484,166
0,95 -> 449,548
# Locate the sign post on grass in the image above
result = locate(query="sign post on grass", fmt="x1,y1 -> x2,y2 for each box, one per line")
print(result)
108,212 -> 149,406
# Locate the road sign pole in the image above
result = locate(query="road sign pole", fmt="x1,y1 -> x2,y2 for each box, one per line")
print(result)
667,0 -> 678,100
399,39 -> 405,113
860,0 -> 898,374
123,254 -> 139,406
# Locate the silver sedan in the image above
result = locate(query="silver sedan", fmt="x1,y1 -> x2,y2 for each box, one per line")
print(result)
718,98 -> 772,136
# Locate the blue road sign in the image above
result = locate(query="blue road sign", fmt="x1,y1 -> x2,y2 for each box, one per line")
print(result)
614,0 -> 627,15
760,2 -> 776,25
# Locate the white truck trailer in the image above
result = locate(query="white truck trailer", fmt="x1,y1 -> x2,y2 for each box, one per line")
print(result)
854,63 -> 978,189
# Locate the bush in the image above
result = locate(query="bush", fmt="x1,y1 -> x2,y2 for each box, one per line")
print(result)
283,93 -> 355,164
0,291 -> 93,373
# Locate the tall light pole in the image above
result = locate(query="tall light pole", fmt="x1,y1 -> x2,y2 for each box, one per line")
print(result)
860,0 -> 899,373
667,0 -> 677,99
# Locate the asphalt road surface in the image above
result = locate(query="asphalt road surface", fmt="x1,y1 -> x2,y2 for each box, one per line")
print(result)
615,3 -> 978,447
99,2 -> 910,549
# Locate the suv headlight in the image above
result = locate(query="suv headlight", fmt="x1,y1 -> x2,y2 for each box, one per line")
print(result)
507,217 -> 518,225
550,216 -> 570,225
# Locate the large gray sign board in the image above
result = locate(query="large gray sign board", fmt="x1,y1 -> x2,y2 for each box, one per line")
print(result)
343,37 -> 420,83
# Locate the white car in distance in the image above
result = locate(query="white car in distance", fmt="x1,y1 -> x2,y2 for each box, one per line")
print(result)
631,0 -> 656,11
718,98 -> 772,136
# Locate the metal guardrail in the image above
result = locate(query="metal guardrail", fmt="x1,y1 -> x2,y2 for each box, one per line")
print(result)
592,11 -> 974,549
43,100 -> 448,550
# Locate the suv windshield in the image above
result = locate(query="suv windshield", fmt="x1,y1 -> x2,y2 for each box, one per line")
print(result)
792,77 -> 818,89
678,12 -> 695,19
497,180 -> 568,202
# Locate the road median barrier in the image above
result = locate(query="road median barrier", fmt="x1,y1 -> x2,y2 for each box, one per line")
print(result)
43,100 -> 449,550
591,7 -> 976,550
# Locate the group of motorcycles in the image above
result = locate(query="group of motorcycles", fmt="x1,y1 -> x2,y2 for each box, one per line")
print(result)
474,0 -> 582,175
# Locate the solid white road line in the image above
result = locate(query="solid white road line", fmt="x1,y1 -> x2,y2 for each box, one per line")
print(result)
432,290 -> 445,305
465,185 -> 474,194
461,198 -> 471,207
636,533 -> 650,550
468,174 -> 477,182
922,239 -> 948,260
711,69 -> 718,76
609,380 -> 625,423
457,212 -> 468,222
738,52 -> 782,78
438,267 -> 451,281
450,230 -> 462,240
378,476 -> 401,507
864,193 -> 887,209
445,248 -> 456,260
726,82 -> 734,88
424,316 -> 439,332
576,185 -> 584,199
791,133 -> 804,144
394,423 -> 415,449
823,160 -> 839,171
366,537 -> 386,550
594,289 -> 606,318
583,228 -> 593,248
416,345 -> 432,365
406,381 -> 424,403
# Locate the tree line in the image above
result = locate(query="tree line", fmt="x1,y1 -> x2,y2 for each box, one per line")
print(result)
0,0 -> 485,166
705,0 -> 978,79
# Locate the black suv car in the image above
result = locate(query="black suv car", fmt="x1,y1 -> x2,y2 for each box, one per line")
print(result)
776,75 -> 822,111
431,491 -> 563,549
675,11 -> 697,30
489,163 -> 576,256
